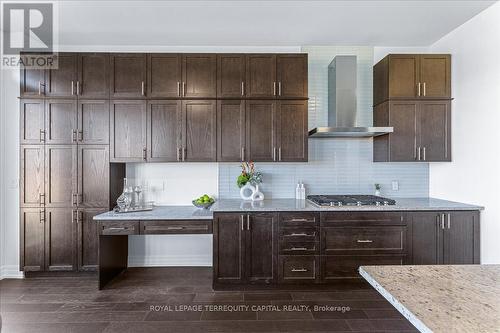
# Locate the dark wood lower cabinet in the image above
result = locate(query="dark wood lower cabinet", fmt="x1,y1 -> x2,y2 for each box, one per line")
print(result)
321,255 -> 405,280
20,208 -> 45,272
45,208 -> 77,271
213,213 -> 245,284
246,213 -> 278,284
77,208 -> 107,271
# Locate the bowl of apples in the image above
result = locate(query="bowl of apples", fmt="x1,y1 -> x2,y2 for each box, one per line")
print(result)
192,194 -> 215,209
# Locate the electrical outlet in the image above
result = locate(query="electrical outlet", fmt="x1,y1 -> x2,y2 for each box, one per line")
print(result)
9,178 -> 19,189
391,181 -> 399,191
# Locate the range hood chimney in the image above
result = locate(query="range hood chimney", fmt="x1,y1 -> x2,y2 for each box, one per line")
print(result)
308,55 -> 393,138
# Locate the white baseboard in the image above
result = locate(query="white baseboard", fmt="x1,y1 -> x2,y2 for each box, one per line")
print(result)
0,265 -> 23,279
128,255 -> 212,267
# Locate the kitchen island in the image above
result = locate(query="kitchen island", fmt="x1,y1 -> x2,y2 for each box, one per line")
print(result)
359,265 -> 500,333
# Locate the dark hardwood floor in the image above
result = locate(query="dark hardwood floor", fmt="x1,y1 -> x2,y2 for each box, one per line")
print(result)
0,268 -> 417,333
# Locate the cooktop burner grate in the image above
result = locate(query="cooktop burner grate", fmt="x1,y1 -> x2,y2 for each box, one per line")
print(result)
306,195 -> 396,207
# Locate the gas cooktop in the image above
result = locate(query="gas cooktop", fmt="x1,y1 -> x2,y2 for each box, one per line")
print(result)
307,195 -> 396,207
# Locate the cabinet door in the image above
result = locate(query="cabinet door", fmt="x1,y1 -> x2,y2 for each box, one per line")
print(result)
246,54 -> 276,98
110,100 -> 147,162
45,54 -> 78,97
182,100 -> 216,162
110,54 -> 147,98
147,100 -> 182,162
148,54 -> 182,98
246,213 -> 278,283
418,101 -> 451,162
388,101 -> 418,162
217,100 -> 245,162
77,53 -> 109,99
443,212 -> 478,264
246,100 -> 276,162
78,145 -> 109,208
213,213 -> 245,284
276,100 -> 308,162
20,66 -> 45,97
45,208 -> 77,271
45,145 -> 77,208
77,100 -> 109,145
77,208 -> 106,271
182,54 -> 216,98
420,55 -> 451,98
411,212 -> 443,265
20,208 -> 45,271
20,145 -> 45,207
217,54 -> 245,98
276,54 -> 308,98
45,99 -> 78,144
20,99 -> 45,144
388,55 -> 419,98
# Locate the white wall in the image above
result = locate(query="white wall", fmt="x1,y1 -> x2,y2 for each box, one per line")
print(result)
428,2 -> 500,264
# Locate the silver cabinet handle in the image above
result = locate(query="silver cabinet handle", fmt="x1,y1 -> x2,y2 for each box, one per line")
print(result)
423,82 -> 426,96
39,193 -> 45,205
141,81 -> 145,96
291,268 -> 307,272
417,82 -> 421,97
278,81 -> 282,96
241,147 -> 245,162
441,214 -> 446,229
241,215 -> 244,231
143,147 -> 147,160
76,81 -> 80,95
166,226 -> 184,230
241,82 -> 244,96
287,233 -> 310,237
246,214 -> 250,230
40,129 -> 46,142
357,240 -> 373,243
39,209 -> 45,223
176,147 -> 181,161
71,81 -> 75,96
278,147 -> 282,161
182,147 -> 186,161
72,129 -> 77,143
417,147 -> 421,161
273,82 -> 276,96
289,247 -> 309,251
273,147 -> 277,161
423,147 -> 426,161
38,81 -> 43,95
107,227 -> 126,231
177,82 -> 181,97
72,193 -> 77,206
447,213 -> 451,229
183,82 -> 186,96
290,218 -> 312,222
78,130 -> 83,142
78,210 -> 83,223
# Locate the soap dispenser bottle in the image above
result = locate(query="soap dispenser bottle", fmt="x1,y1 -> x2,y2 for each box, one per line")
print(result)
296,182 -> 301,200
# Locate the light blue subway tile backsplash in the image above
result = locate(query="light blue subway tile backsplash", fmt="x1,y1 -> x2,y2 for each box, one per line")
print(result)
218,46 -> 429,199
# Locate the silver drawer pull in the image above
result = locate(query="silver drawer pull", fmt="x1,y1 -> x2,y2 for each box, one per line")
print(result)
291,268 -> 307,272
287,233 -> 310,237
289,218 -> 313,222
357,239 -> 373,243
166,226 -> 184,230
289,247 -> 309,251
107,227 -> 127,231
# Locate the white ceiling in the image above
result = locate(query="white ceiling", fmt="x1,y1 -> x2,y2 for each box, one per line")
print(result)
56,0 -> 496,47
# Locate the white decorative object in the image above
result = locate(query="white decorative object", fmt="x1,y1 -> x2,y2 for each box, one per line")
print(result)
251,184 -> 265,201
240,183 -> 256,201
375,189 -> 381,196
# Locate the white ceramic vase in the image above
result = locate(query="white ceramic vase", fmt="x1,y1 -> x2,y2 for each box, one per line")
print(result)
251,184 -> 265,201
240,183 -> 256,201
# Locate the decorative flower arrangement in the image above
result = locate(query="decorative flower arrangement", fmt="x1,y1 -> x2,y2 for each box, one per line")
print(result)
237,162 -> 263,188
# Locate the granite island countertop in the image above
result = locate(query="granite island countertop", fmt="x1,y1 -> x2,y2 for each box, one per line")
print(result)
359,265 -> 500,333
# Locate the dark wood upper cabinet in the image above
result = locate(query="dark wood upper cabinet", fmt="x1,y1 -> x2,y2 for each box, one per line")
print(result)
246,100 -> 276,162
213,213 -> 245,284
44,145 -> 77,208
20,66 -> 45,97
45,54 -> 78,97
411,212 -> 442,265
77,208 -> 107,271
246,54 -> 276,98
20,208 -> 45,271
246,213 -> 278,283
148,54 -> 182,98
20,145 -> 45,208
147,100 -> 181,162
110,54 -> 147,98
276,100 -> 308,162
181,100 -> 216,162
418,101 -> 451,162
182,54 -> 216,98
77,100 -> 109,145
217,100 -> 245,162
217,54 -> 246,98
443,211 -> 479,264
78,145 -> 109,208
110,100 -> 147,162
45,208 -> 77,271
45,99 -> 78,145
276,54 -> 308,98
373,54 -> 451,105
20,99 -> 45,144
420,55 -> 451,98
77,53 -> 109,99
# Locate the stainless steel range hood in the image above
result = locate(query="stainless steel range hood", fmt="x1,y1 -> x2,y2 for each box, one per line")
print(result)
308,55 -> 393,138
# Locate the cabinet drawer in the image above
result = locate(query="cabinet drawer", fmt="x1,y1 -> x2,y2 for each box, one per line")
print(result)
322,226 -> 406,255
321,212 -> 404,226
140,220 -> 212,234
321,255 -> 405,280
99,221 -> 139,235
279,256 -> 319,282
280,227 -> 318,242
280,241 -> 318,255
279,212 -> 319,227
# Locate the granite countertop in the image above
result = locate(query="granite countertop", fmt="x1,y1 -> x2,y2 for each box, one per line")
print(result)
359,265 -> 500,333
211,197 -> 483,212
93,206 -> 213,220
